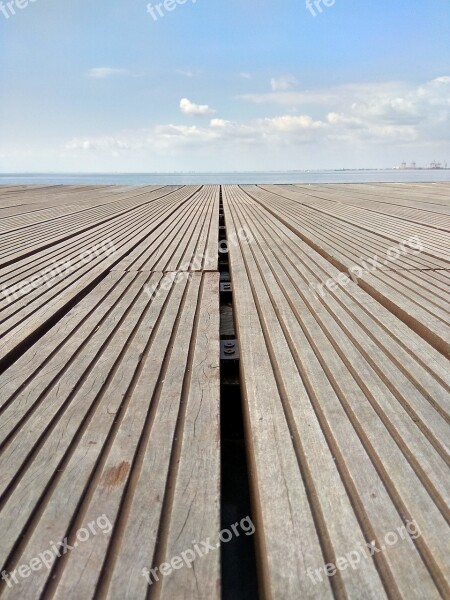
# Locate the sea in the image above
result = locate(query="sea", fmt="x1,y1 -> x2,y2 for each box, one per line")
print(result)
1,170 -> 450,186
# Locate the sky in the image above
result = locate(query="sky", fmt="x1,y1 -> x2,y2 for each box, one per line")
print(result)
0,0 -> 449,172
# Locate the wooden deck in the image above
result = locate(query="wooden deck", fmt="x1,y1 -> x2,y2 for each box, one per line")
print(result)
0,184 -> 449,599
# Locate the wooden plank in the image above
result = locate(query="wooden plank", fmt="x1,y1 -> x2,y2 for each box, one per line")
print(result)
0,186 -> 165,233
0,271 -> 221,600
0,182 -> 449,600
110,185 -> 220,272
224,184 -> 450,599
245,186 -> 448,271
0,186 -> 182,265
241,185 -> 450,354
0,187 -> 209,363
258,185 -> 450,262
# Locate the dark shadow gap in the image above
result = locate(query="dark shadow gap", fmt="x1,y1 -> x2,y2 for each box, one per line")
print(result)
219,186 -> 259,600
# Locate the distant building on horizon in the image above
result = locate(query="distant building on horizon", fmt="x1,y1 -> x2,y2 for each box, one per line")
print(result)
394,160 -> 448,170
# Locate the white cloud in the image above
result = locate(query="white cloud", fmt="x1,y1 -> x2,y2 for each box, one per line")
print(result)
176,68 -> 201,77
64,76 -> 450,161
241,81 -> 402,106
241,76 -> 450,142
241,77 -> 450,118
179,98 -> 216,116
87,67 -> 128,79
210,118 -> 231,128
265,115 -> 325,131
240,72 -> 252,79
64,114 -> 328,155
65,136 -> 133,152
270,75 -> 298,92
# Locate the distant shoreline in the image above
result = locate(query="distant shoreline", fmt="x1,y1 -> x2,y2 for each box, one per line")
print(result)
1,169 -> 450,186
1,168 -> 450,176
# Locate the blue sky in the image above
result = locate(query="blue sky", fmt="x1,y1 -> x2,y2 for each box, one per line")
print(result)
1,0 -> 449,171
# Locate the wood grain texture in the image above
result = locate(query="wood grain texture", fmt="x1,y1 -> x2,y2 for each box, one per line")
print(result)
0,183 -> 449,600
0,271 -> 221,600
224,184 -> 449,600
